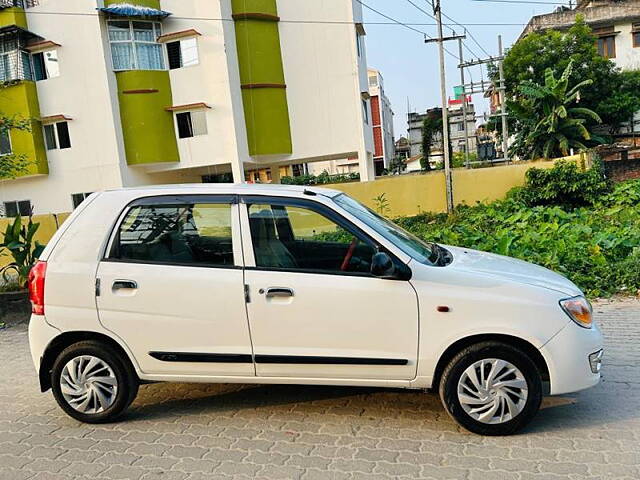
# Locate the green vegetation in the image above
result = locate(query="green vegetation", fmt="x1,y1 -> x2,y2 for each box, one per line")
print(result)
0,111 -> 32,179
281,171 -> 359,186
0,215 -> 45,289
394,164 -> 639,298
421,109 -> 442,171
512,61 -> 604,159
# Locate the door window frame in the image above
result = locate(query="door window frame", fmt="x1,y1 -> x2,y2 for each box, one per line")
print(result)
239,195 -> 410,279
102,194 -> 244,270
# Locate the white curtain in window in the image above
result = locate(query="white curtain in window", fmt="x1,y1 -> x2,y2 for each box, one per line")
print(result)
133,22 -> 155,42
111,43 -> 134,70
108,22 -> 131,41
136,43 -> 164,70
0,54 -> 10,82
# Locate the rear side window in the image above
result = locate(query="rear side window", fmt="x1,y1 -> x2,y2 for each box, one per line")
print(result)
109,201 -> 234,267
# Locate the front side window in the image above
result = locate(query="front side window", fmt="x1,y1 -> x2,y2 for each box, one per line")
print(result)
167,37 -> 199,69
108,20 -> 164,71
248,202 -> 377,274
111,200 -> 234,267
0,129 -> 11,155
334,193 -> 437,265
43,122 -> 71,150
32,50 -> 59,81
175,110 -> 207,138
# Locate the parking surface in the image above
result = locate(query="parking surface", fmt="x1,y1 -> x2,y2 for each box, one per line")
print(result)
1,299 -> 639,480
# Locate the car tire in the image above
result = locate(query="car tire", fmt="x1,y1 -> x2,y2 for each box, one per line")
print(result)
439,341 -> 542,436
51,340 -> 139,423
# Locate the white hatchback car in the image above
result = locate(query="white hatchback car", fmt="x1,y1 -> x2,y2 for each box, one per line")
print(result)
28,184 -> 603,435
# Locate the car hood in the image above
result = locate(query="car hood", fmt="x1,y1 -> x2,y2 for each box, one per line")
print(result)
443,245 -> 582,297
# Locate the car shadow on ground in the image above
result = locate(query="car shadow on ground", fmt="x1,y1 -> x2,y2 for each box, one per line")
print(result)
120,380 -> 631,436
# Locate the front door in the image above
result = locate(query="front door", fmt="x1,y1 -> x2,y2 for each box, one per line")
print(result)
242,197 -> 419,380
96,195 -> 254,377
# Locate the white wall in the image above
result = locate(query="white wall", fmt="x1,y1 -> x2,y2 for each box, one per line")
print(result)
612,21 -> 640,71
147,0 -> 249,182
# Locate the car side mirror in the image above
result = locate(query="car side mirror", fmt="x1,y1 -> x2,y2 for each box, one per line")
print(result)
371,252 -> 396,278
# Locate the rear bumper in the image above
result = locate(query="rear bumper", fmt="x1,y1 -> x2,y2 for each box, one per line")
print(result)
28,315 -> 60,376
540,320 -> 604,395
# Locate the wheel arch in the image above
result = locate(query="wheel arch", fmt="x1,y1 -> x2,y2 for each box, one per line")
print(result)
431,333 -> 550,394
39,331 -> 139,392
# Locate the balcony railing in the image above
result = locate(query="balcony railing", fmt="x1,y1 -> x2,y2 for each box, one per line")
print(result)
0,0 -> 39,9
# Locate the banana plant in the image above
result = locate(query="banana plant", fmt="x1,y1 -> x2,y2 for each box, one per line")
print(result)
0,215 -> 45,289
517,60 -> 605,159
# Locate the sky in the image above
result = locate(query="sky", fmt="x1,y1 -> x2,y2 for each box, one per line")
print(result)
362,0 -> 562,137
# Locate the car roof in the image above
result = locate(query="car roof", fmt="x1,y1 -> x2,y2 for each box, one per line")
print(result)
105,183 -> 344,198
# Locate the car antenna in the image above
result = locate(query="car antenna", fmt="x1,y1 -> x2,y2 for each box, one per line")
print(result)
303,189 -> 317,196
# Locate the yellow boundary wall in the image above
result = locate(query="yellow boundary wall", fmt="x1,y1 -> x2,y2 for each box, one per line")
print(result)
328,157 -> 583,217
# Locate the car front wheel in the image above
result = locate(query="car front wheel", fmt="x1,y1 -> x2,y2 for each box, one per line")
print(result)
51,340 -> 138,423
439,341 -> 542,435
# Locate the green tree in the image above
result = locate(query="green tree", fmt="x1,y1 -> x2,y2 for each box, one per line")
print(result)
515,60 -> 604,159
495,17 -> 640,142
421,109 -> 442,171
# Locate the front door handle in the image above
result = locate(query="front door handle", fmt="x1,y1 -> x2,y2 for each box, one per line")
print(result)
265,287 -> 294,298
112,280 -> 138,290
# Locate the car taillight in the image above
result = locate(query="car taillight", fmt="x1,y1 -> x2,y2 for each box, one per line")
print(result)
28,261 -> 47,315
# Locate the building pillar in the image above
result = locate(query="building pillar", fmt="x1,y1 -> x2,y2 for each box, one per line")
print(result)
270,165 -> 281,184
359,152 -> 375,182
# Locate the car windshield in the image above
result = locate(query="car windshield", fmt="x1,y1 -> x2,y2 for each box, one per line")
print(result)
333,193 -> 437,265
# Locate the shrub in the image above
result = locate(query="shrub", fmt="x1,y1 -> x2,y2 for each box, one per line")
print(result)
281,171 -> 359,186
0,215 -> 45,289
510,159 -> 610,209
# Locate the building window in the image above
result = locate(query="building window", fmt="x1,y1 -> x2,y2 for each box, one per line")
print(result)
0,129 -> 11,156
108,20 -> 164,71
43,122 -> 71,150
166,37 -> 199,69
594,26 -> 616,59
3,200 -> 32,218
356,32 -> 361,57
0,37 -> 32,82
633,23 -> 640,48
368,75 -> 378,87
175,110 -> 207,139
32,50 -> 59,81
457,122 -> 465,131
362,99 -> 369,124
71,192 -> 93,209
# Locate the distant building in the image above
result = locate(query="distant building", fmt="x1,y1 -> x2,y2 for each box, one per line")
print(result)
368,69 -> 395,175
395,136 -> 410,159
407,99 -> 477,161
448,97 -> 478,155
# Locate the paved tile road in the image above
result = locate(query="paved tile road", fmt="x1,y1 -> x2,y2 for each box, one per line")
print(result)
1,299 -> 639,480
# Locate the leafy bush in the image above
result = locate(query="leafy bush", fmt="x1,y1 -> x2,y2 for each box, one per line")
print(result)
0,215 -> 45,289
281,171 -> 359,186
394,179 -> 640,298
509,159 -> 610,209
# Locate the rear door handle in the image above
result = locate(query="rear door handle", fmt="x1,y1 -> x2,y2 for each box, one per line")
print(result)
112,280 -> 138,290
265,287 -> 294,298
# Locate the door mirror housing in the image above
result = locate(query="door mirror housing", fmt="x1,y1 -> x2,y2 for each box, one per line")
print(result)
371,252 -> 397,278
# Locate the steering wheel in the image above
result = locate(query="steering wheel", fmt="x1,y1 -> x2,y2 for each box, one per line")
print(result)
340,238 -> 359,271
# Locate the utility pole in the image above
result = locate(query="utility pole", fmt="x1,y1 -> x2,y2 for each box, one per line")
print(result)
498,35 -> 509,163
458,36 -> 471,169
425,0 -> 465,213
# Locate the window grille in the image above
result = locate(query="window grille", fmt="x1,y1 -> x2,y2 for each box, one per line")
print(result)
0,0 -> 39,9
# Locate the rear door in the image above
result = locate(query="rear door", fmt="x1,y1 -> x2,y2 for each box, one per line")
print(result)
96,195 -> 254,377
241,196 -> 419,381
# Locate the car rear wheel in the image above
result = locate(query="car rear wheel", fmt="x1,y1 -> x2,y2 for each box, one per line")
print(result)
51,341 -> 138,423
439,341 -> 542,435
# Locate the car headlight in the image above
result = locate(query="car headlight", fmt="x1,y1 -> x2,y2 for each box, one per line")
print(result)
559,296 -> 593,329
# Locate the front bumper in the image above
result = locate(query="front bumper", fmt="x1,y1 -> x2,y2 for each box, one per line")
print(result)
540,320 -> 604,395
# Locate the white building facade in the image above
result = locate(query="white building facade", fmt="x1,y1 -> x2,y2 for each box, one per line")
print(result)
0,0 -> 374,215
